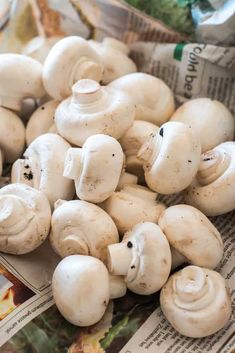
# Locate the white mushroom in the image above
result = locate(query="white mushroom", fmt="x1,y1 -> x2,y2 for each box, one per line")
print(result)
55,79 -> 135,146
100,184 -> 166,235
158,205 -> 223,269
185,141 -> 235,216
52,255 -> 126,326
11,133 -> 74,208
160,265 -> 232,337
63,134 -> 124,203
0,0 -> 11,28
138,121 -> 201,194
0,107 -> 25,175
18,98 -> 38,123
119,120 -> 159,183
22,36 -> 63,63
89,37 -> 137,84
116,172 -> 138,191
107,222 -> 171,295
0,183 -> 51,254
171,98 -> 234,153
43,36 -> 103,100
0,54 -> 45,111
50,199 -> 119,261
109,73 -> 175,125
26,100 -> 59,146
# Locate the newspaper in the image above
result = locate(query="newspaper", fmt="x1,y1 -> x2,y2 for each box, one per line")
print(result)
0,0 -> 235,352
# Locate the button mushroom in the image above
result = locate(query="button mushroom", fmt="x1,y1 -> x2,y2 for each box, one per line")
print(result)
50,199 -> 119,261
63,134 -> 124,203
158,204 -> 223,269
116,172 -> 138,191
22,36 -> 63,63
0,54 -> 45,111
109,73 -> 175,126
55,79 -> 135,146
26,100 -> 59,146
0,107 -> 25,176
185,141 -> 235,216
160,265 -> 232,337
11,133 -> 74,208
89,37 -> 137,84
100,184 -> 166,235
43,36 -> 103,100
138,121 -> 201,194
119,120 -> 159,183
171,98 -> 235,153
107,222 -> 171,295
0,183 -> 51,254
52,255 -> 126,326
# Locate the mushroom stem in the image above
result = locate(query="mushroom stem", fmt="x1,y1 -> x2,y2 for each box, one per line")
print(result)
0,96 -> 22,111
107,243 -> 132,276
197,150 -> 230,186
73,59 -> 103,86
63,148 -> 83,180
123,184 -> 157,201
11,159 -> 34,187
138,133 -> 162,166
109,274 -> 127,299
71,79 -> 103,105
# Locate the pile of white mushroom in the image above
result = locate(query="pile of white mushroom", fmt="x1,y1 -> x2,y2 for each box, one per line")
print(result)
0,35 -> 234,339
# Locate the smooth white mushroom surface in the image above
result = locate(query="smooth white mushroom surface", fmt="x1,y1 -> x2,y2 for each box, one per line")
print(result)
22,36 -> 63,63
0,107 -> 25,175
64,134 -> 124,203
100,184 -> 166,235
89,37 -> 137,84
158,205 -> 224,269
119,120 -> 159,183
26,100 -> 59,146
0,54 -> 45,111
109,73 -> 175,125
138,121 -> 201,194
0,183 -> 51,254
185,141 -> 235,216
55,79 -> 135,146
11,133 -> 74,207
116,172 -> 138,191
171,98 -> 235,153
50,199 -> 119,261
52,255 -> 126,326
107,222 -> 171,295
160,266 -> 232,338
43,36 -> 103,100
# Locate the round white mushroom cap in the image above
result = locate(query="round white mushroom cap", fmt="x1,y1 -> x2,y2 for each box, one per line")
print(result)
50,199 -> 119,261
138,121 -> 201,194
63,134 -> 124,203
160,266 -> 232,337
171,98 -> 235,153
107,222 -> 171,295
11,133 -> 74,207
109,73 -> 175,126
100,184 -> 166,235
0,183 -> 51,254
55,79 -> 135,146
158,204 -> 223,269
185,141 -> 235,216
43,36 -> 103,100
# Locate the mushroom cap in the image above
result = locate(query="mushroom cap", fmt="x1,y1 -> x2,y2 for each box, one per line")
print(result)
171,98 -> 234,153
109,73 -> 175,125
26,100 -> 59,146
107,222 -> 171,295
22,36 -> 63,63
100,184 -> 166,235
0,183 -> 51,254
89,38 -> 137,84
11,133 -> 74,207
0,54 -> 45,111
160,266 -> 232,337
138,121 -> 201,194
185,141 -> 235,216
43,36 -> 103,100
0,107 -> 25,163
64,134 -> 124,203
52,255 -> 110,326
116,172 -> 138,191
50,199 -> 119,260
158,204 -> 223,269
55,79 -> 135,146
